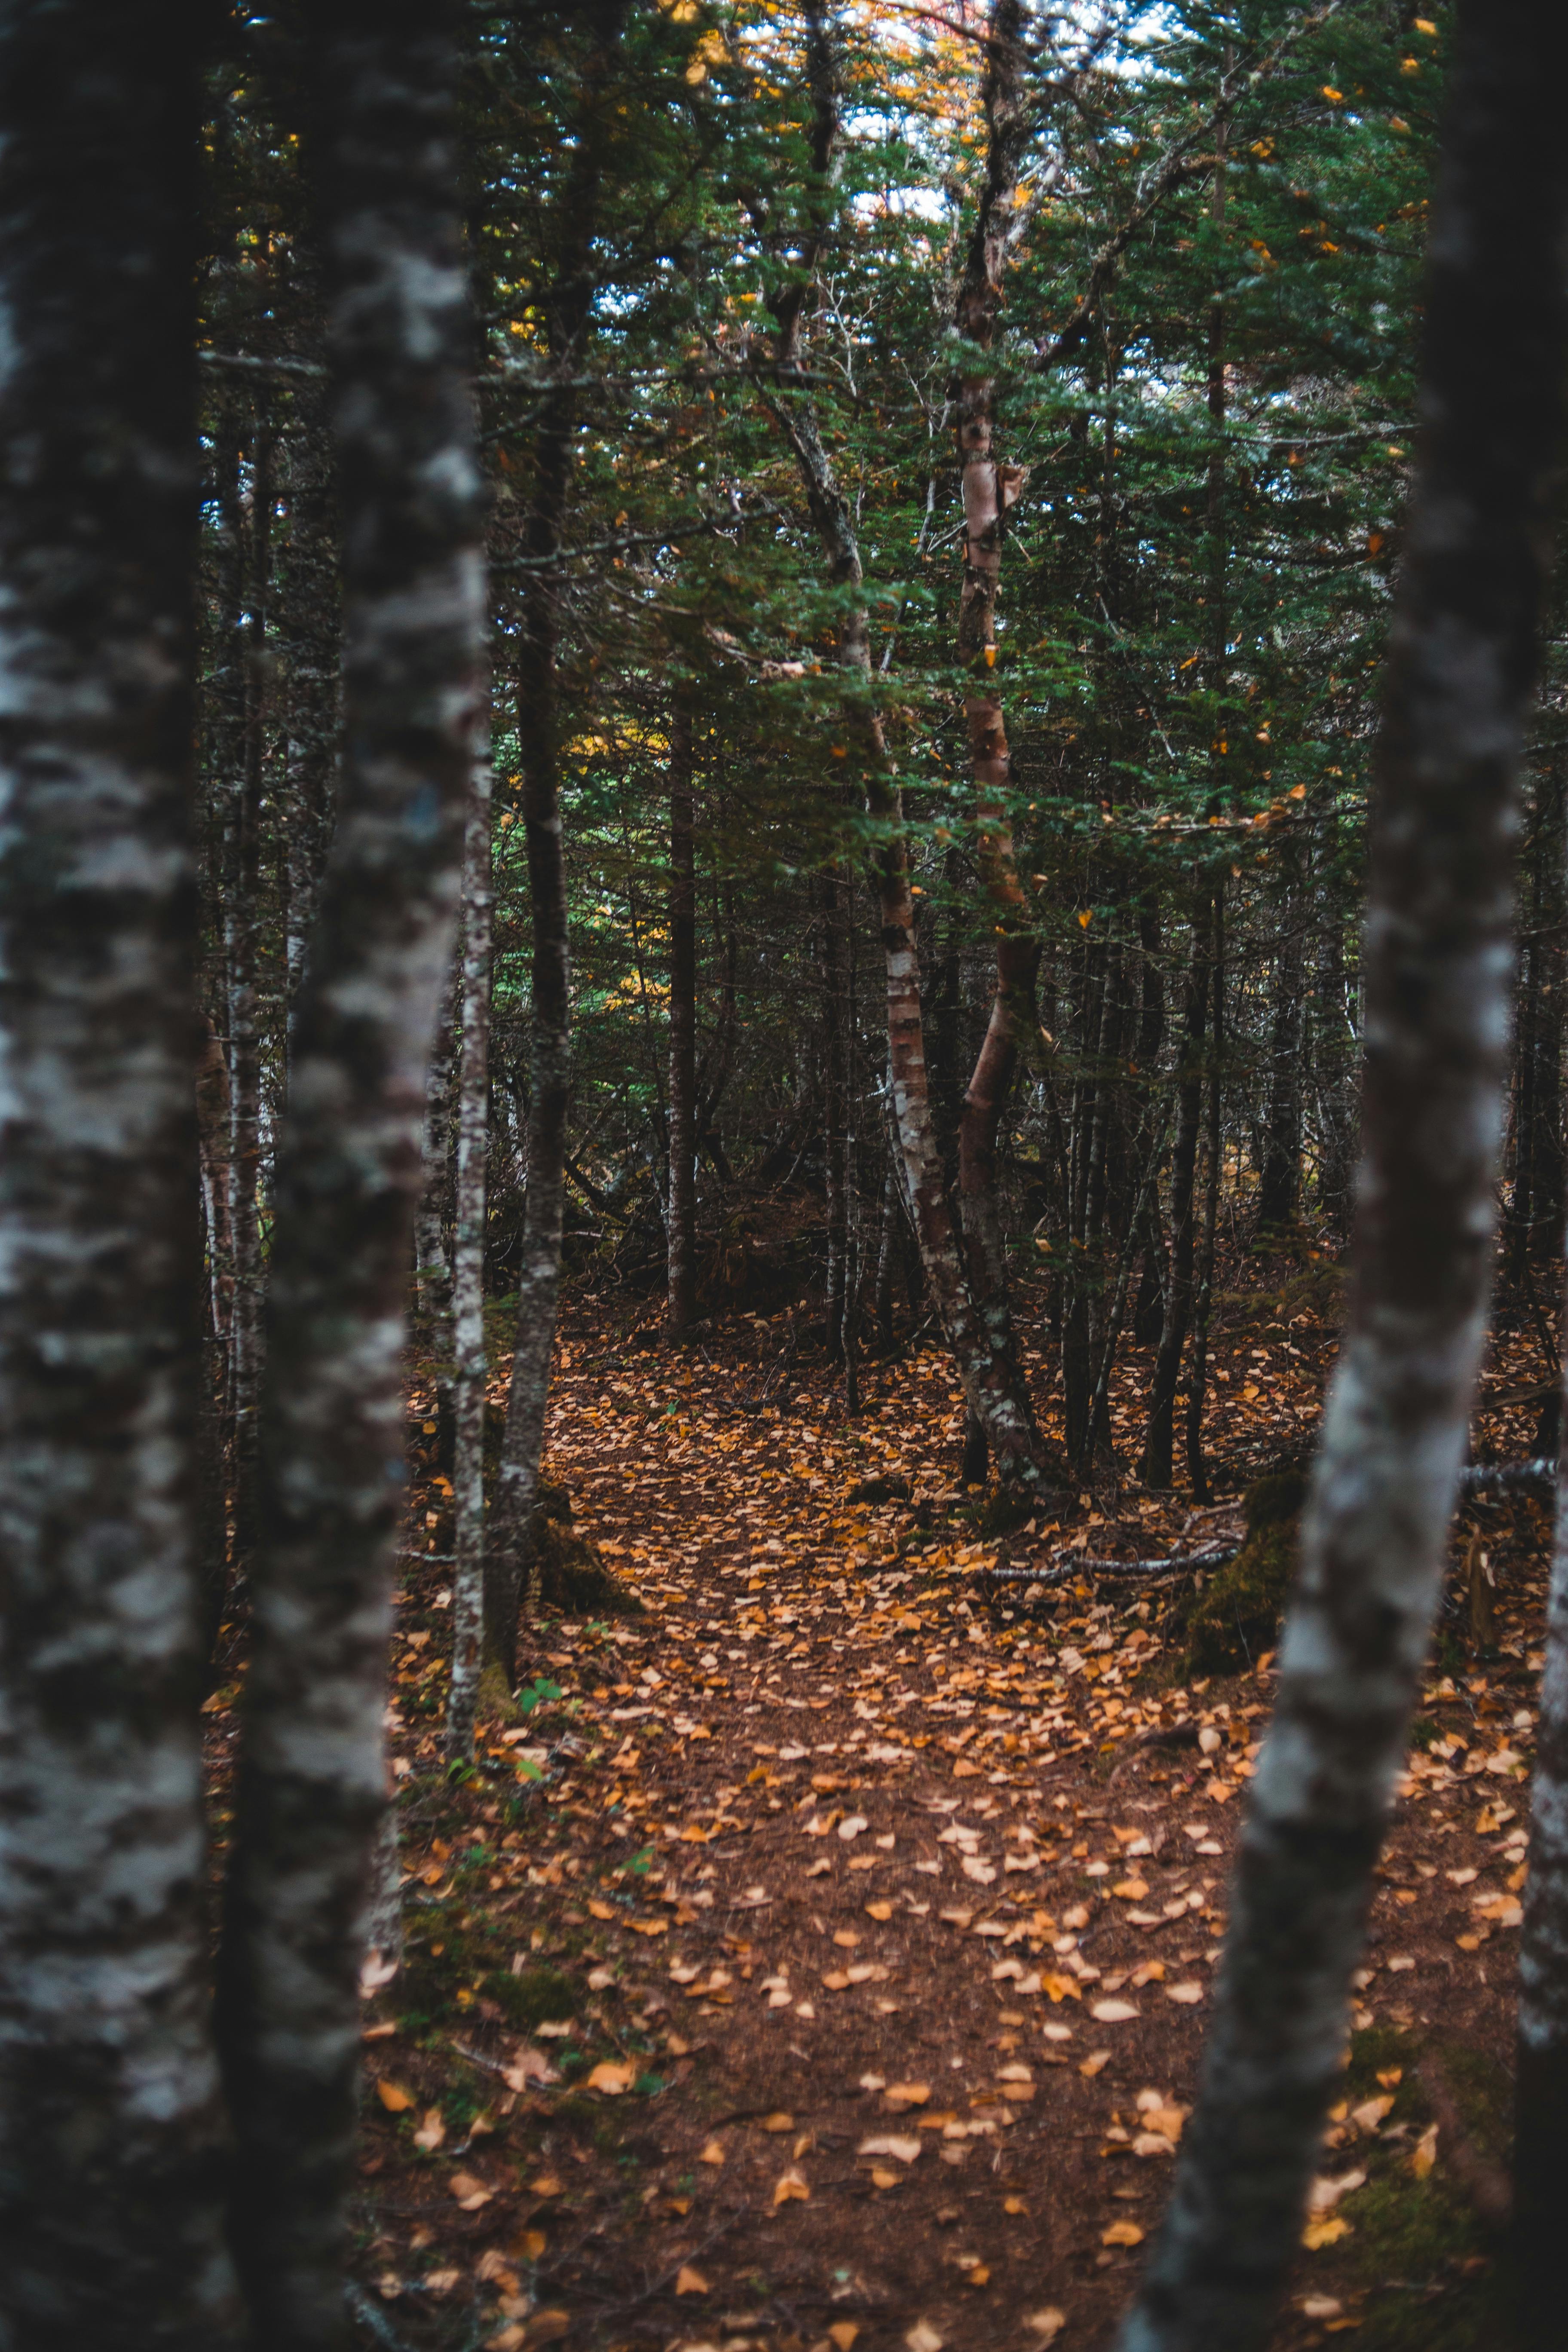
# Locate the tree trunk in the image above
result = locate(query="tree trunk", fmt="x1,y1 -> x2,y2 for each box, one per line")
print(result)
215,6 -> 484,2339
1139,930 -> 1208,1488
667,702 -> 697,1336
446,729 -> 494,1762
1118,11 -> 1568,2340
229,424 -> 272,1581
484,0 -> 627,1677
0,6 -> 243,2343
1185,892 -> 1224,1504
953,0 -> 1037,1417
760,0 -> 1056,1500
1257,885 -> 1304,1229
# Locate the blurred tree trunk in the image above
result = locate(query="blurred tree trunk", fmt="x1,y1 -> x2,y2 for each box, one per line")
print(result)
0,5 -> 243,2343
445,728 -> 494,1761
215,3 -> 484,2338
667,702 -> 698,1335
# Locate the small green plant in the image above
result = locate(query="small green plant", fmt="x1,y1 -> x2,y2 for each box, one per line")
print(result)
516,1677 -> 563,1716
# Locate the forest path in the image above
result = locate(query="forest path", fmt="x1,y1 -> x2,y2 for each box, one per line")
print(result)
355,1286 -> 1546,2352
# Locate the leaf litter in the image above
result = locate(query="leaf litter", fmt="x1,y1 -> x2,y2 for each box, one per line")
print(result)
214,1273 -> 1554,2350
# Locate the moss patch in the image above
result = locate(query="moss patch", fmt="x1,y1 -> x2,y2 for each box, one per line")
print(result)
1183,1470 -> 1305,1672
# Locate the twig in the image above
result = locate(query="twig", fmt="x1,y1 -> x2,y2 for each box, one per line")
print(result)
346,2281 -> 419,2352
1459,1458 -> 1553,1496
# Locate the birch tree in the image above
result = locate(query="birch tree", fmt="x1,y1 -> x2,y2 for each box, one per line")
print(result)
1118,6 -> 1568,2343
214,3 -> 485,2340
0,8 -> 243,2346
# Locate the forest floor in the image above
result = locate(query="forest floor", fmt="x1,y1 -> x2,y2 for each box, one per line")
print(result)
258,1238 -> 1556,2352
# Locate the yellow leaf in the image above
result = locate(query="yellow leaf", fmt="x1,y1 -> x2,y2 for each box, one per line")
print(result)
377,2079 -> 415,2113
865,1901 -> 894,1921
1302,2214 -> 1352,2250
773,2167 -> 810,2204
829,2326 -> 860,2351
527,2172 -> 562,2197
1102,2219 -> 1145,2247
966,2264 -> 991,2286
675,2264 -> 709,2294
763,2111 -> 794,2132
1040,1973 -> 1081,2003
587,2061 -> 635,2095
1410,2121 -> 1438,2179
587,1899 -> 615,1921
699,2138 -> 726,2165
885,2082 -> 931,2108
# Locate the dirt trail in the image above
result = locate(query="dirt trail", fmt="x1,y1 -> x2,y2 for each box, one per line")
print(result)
341,1287 -> 1547,2352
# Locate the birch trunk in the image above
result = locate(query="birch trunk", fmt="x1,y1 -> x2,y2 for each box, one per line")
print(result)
1118,11 -> 1568,2340
445,735 -> 494,1761
0,7 -> 242,2342
215,6 -> 484,2340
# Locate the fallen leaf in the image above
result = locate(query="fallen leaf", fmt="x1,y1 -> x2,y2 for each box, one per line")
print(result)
885,2082 -> 931,2108
1040,1974 -> 1081,2003
763,2111 -> 795,2132
1026,2311 -> 1066,2343
773,2168 -> 810,2204
839,1815 -> 870,1841
858,2134 -> 922,2163
527,2172 -> 562,2197
1308,2170 -> 1366,2212
965,2265 -> 990,2287
1350,2095 -> 1394,2134
905,2324 -> 943,2352
1102,2219 -> 1145,2247
413,2108 -> 445,2151
448,2170 -> 493,2210
377,2080 -> 415,2113
1091,2000 -> 1139,2024
675,2265 -> 710,2295
699,2138 -> 725,2164
1302,2214 -> 1352,2250
829,2326 -> 859,2351
1410,2122 -> 1438,2179
1165,1981 -> 1204,2005
1079,2051 -> 1111,2078
587,2061 -> 635,2095
865,1901 -> 894,1921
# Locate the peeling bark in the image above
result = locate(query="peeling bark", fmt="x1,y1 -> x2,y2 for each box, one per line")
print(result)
0,6 -> 242,2344
445,732 -> 494,1762
1117,10 -> 1568,2342
216,4 -> 484,2340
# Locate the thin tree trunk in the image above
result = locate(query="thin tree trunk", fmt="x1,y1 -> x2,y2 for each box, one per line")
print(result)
215,7 -> 484,2339
1139,930 -> 1208,1487
1257,888 -> 1304,1229
954,0 -> 1037,1409
446,730 -> 494,1761
485,0 -> 627,1677
1185,892 -> 1225,1504
759,0 -> 1056,1499
1118,12 -> 1568,2340
823,873 -> 849,1358
0,6 -> 243,2343
229,425 -> 273,1580
667,703 -> 697,1336
415,951 -> 459,1334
